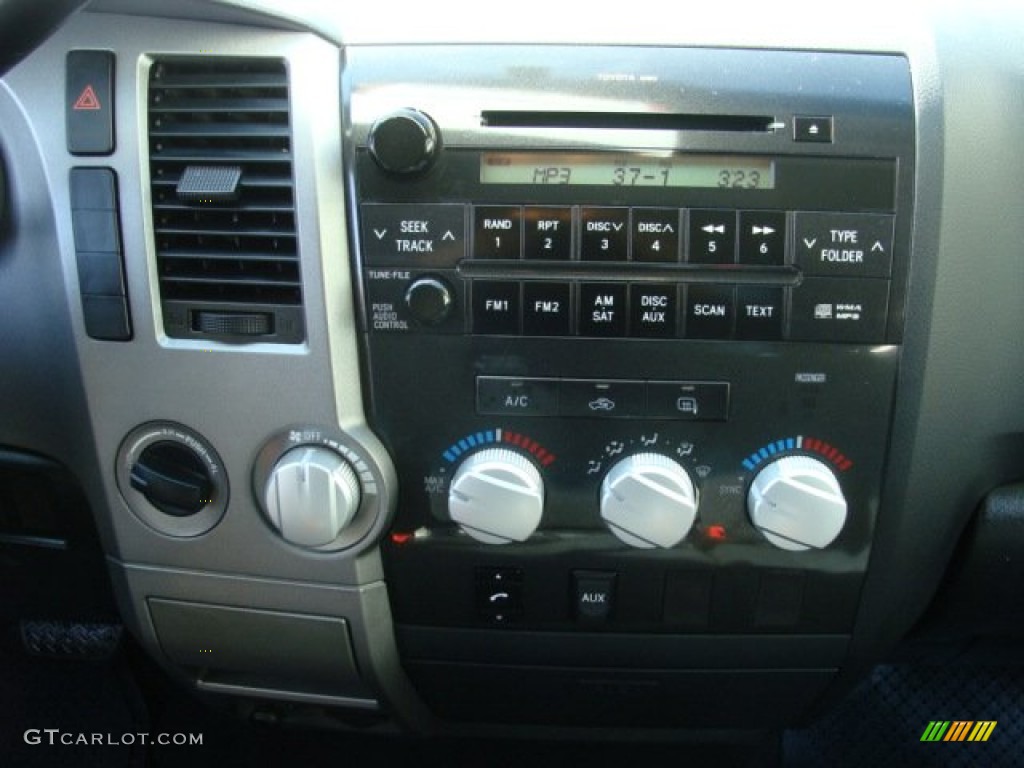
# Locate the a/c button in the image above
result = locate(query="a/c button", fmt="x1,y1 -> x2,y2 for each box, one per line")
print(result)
477,377 -> 559,416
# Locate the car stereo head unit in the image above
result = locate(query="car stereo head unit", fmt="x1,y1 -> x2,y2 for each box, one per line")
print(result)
345,45 -> 914,727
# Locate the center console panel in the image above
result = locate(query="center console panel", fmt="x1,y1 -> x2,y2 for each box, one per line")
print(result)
347,47 -> 914,726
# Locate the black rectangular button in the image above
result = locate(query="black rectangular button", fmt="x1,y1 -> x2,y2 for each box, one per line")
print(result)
687,209 -> 736,264
578,283 -> 627,337
72,209 -> 121,253
474,205 -> 522,259
663,571 -> 712,628
360,203 -> 465,266
472,280 -> 520,334
81,295 -> 131,341
789,277 -> 889,343
684,284 -> 735,339
573,571 -> 616,624
477,377 -> 559,417
523,282 -> 572,336
523,207 -> 572,260
794,115 -> 833,143
736,286 -> 784,340
580,208 -> 629,261
738,210 -> 786,266
70,167 -> 116,210
754,570 -> 805,627
76,251 -> 126,296
632,208 -> 681,263
560,379 -> 645,419
476,568 -> 524,625
66,51 -> 114,155
794,212 -> 894,278
647,381 -> 730,421
630,284 -> 678,338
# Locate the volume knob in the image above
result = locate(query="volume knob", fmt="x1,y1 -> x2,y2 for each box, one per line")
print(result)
368,109 -> 440,175
448,449 -> 544,545
747,455 -> 847,551
600,453 -> 698,549
264,446 -> 361,548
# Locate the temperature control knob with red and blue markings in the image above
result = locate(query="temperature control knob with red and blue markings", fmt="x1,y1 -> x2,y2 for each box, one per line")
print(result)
747,454 -> 848,551
448,448 -> 545,545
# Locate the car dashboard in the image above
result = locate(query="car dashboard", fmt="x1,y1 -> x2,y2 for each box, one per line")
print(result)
1,0 -> 1023,759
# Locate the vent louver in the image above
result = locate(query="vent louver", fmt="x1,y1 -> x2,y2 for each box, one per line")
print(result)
148,57 -> 304,343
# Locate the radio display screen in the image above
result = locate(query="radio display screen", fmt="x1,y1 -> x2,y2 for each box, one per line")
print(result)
480,152 -> 775,189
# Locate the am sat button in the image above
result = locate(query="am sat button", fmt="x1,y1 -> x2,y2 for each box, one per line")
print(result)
647,381 -> 730,421
789,277 -> 889,343
560,379 -> 645,419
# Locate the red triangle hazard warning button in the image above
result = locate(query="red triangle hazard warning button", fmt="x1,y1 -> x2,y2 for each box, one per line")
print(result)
73,85 -> 102,111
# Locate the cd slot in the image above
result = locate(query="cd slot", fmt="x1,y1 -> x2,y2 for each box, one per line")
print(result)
457,260 -> 799,285
480,111 -> 778,133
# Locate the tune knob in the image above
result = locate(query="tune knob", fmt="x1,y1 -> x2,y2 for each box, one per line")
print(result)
405,277 -> 453,325
368,108 -> 440,175
263,445 -> 361,548
747,455 -> 847,551
448,449 -> 544,544
600,453 -> 698,549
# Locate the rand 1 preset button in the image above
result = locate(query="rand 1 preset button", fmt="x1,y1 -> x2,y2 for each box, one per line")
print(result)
474,205 -> 522,259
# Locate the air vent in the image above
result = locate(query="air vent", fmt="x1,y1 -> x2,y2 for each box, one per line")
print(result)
148,57 -> 304,343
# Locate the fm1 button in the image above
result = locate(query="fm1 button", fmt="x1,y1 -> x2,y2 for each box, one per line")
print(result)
573,571 -> 616,624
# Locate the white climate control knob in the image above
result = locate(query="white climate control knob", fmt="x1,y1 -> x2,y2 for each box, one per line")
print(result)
600,453 -> 698,549
448,449 -> 544,544
264,446 -> 361,548
747,455 -> 848,551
